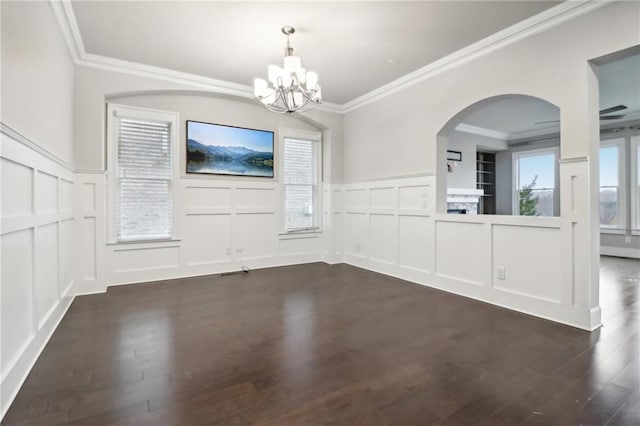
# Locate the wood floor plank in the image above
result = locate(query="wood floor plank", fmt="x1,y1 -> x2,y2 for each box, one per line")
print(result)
2,258 -> 639,425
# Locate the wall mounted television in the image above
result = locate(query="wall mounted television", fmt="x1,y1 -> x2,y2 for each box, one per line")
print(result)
186,120 -> 274,177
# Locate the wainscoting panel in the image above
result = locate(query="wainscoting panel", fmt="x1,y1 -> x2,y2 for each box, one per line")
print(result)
369,213 -> 397,265
1,158 -> 33,218
398,185 -> 430,210
112,245 -> 181,273
183,214 -> 233,265
398,215 -> 431,273
36,171 -> 58,213
1,125 -> 76,420
435,220 -> 488,286
234,186 -> 276,210
82,217 -> 97,281
59,219 -> 74,296
75,177 -> 327,288
278,234 -> 322,256
76,173 -> 106,294
184,185 -> 231,210
345,188 -> 368,211
339,169 -> 594,331
493,224 -> 563,303
370,187 -> 396,210
34,223 -> 60,326
1,229 -> 35,374
235,213 -> 277,260
344,213 -> 369,259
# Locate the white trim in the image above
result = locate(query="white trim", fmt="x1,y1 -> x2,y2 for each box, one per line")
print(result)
455,123 -> 509,141
630,135 -> 640,230
279,128 -> 323,234
599,138 -> 625,231
0,122 -> 74,171
50,0 -> 612,115
508,127 -> 561,142
600,246 -> 640,259
106,103 -> 180,244
512,146 -> 559,216
600,228 -> 625,235
48,0 -> 82,61
340,0 -> 612,113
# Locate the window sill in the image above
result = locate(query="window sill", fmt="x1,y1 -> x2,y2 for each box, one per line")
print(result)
278,229 -> 323,237
107,238 -> 182,246
600,228 -> 625,235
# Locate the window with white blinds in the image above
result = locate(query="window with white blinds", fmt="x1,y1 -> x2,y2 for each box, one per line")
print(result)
283,137 -> 320,231
115,115 -> 173,241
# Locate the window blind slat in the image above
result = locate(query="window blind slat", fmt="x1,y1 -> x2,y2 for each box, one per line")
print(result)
116,116 -> 172,241
284,138 -> 317,230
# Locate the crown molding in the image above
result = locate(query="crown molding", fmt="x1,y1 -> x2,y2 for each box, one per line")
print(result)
48,0 -> 82,61
341,0 -> 613,113
51,0 -> 612,116
455,123 -> 509,141
49,0 -> 343,114
507,125 -> 561,142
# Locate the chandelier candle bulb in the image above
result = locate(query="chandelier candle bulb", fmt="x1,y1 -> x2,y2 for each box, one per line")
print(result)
254,26 -> 322,113
254,78 -> 268,97
306,71 -> 318,90
268,65 -> 280,85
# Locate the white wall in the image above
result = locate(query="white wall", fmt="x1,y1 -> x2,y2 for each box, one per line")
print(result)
73,89 -> 343,294
341,1 -> 640,330
1,1 -> 75,164
1,1 -> 76,418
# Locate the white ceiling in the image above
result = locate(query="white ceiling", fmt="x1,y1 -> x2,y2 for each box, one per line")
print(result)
71,0 -> 560,105
459,96 -> 560,138
599,54 -> 640,120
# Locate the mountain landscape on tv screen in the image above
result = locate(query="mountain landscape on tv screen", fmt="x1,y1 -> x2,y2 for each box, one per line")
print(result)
187,138 -> 274,177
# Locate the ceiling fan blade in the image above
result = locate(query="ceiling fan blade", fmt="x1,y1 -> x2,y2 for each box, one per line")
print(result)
534,120 -> 560,125
600,114 -> 626,120
599,105 -> 627,115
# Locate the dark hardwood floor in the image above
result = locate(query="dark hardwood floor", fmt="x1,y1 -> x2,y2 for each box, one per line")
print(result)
3,257 -> 639,425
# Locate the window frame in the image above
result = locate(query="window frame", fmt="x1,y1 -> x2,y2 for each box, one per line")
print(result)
512,146 -> 559,217
106,103 -> 180,244
630,134 -> 640,234
599,138 -> 626,232
279,128 -> 322,234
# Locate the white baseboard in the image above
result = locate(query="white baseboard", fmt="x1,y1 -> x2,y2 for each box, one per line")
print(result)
600,246 -> 640,259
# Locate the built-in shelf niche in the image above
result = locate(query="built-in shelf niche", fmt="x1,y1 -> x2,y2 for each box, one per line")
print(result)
476,151 -> 496,214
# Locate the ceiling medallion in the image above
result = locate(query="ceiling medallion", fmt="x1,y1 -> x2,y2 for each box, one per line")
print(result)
254,26 -> 322,114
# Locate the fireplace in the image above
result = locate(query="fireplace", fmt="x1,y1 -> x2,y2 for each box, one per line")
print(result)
447,188 -> 483,215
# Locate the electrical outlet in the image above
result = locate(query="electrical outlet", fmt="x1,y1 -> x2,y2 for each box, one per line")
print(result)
225,247 -> 231,255
496,267 -> 506,280
625,235 -> 631,244
355,244 -> 361,252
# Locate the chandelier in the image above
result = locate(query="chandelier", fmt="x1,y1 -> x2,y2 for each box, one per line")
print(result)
254,26 -> 322,114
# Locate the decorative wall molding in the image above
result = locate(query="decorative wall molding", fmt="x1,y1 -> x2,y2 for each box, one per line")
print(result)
339,172 -> 597,331
455,123 -> 509,141
0,128 -> 76,420
49,0 -> 612,115
1,123 -> 74,172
